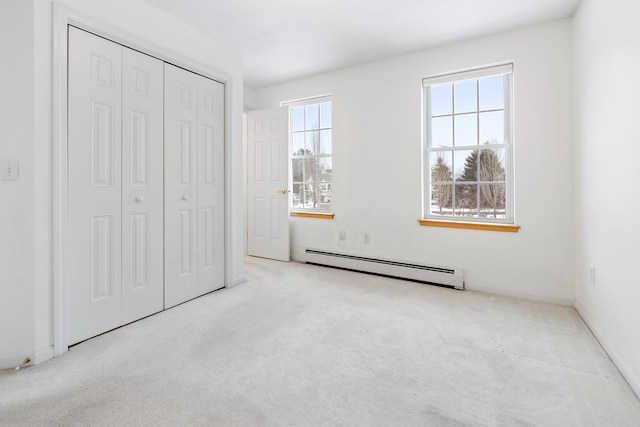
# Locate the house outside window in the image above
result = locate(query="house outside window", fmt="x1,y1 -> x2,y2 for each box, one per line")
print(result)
285,96 -> 332,212
423,64 -> 514,223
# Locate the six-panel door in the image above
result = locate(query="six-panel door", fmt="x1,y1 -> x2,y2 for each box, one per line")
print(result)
68,27 -> 124,344
247,107 -> 290,262
164,64 -> 225,308
67,28 -> 225,344
121,46 -> 164,325
196,75 -> 225,296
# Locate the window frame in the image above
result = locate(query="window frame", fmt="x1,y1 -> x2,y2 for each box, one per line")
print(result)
283,95 -> 333,215
422,64 -> 515,225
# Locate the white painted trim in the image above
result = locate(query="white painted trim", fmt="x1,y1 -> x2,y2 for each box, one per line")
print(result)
229,277 -> 247,287
575,299 -> 640,400
224,74 -> 234,289
52,3 -> 234,357
281,94 -> 332,108
52,3 -> 70,357
34,346 -> 55,365
466,284 -> 574,306
422,63 -> 513,86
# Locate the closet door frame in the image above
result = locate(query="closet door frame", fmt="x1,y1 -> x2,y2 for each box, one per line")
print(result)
52,4 -> 234,356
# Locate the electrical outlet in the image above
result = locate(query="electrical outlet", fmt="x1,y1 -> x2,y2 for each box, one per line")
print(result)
363,232 -> 371,244
590,267 -> 596,286
1,159 -> 19,181
339,231 -> 346,241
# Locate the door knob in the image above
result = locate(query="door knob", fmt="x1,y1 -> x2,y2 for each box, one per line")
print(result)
277,188 -> 289,195
135,196 -> 144,203
182,195 -> 190,201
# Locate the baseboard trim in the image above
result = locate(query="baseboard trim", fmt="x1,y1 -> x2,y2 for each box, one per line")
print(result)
228,276 -> 246,287
34,346 -> 54,365
467,285 -> 574,306
574,299 -> 640,400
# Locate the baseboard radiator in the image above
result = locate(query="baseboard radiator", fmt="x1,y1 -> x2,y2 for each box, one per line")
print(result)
303,249 -> 464,290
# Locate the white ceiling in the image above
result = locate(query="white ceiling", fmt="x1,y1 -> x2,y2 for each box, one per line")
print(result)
145,0 -> 581,88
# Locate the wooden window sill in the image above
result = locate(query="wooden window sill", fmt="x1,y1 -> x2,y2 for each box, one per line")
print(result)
290,212 -> 335,219
418,219 -> 520,233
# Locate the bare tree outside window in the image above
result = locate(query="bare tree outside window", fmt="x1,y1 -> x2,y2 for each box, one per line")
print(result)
479,148 -> 506,217
431,155 -> 452,214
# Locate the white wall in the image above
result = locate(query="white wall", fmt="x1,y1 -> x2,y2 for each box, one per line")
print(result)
250,20 -> 575,304
573,0 -> 640,396
0,0 -> 36,367
1,0 -> 245,368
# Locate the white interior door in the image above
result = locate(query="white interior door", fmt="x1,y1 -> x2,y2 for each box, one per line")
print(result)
121,46 -> 164,324
196,75 -> 225,296
164,64 -> 199,308
68,27 -> 123,344
164,65 -> 225,307
247,107 -> 290,261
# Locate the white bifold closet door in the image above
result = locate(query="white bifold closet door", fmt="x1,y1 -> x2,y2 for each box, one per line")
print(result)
121,42 -> 164,324
67,27 -> 164,345
164,64 -> 225,309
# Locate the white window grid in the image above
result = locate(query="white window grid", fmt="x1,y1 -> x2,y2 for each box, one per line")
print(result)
283,95 -> 333,212
423,64 -> 514,223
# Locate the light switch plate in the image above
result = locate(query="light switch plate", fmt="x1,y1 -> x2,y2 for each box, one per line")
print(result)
1,159 -> 19,181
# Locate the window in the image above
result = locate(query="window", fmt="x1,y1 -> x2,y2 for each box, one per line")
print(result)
423,64 -> 513,224
286,96 -> 332,212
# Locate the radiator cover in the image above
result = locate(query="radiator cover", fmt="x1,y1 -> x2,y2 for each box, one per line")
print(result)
304,249 -> 464,290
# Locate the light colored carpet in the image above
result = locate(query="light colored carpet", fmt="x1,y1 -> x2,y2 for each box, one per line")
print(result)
1,256 -> 639,426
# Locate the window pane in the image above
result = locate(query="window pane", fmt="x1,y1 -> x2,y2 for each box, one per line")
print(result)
479,111 -> 504,144
292,159 -> 304,182
479,75 -> 504,111
480,183 -> 506,218
479,148 -> 505,182
292,107 -> 305,132
292,183 -> 304,208
430,152 -> 452,182
431,84 -> 452,116
320,103 -> 331,128
431,116 -> 453,147
317,158 -> 333,208
306,105 -> 319,130
319,130 -> 332,154
292,133 -> 305,155
318,157 -> 332,178
302,183 -> 312,208
308,182 -> 317,208
454,184 -> 478,217
302,182 -> 315,208
454,149 -> 477,181
454,114 -> 477,146
430,184 -> 452,216
305,131 -> 319,154
454,80 -> 477,114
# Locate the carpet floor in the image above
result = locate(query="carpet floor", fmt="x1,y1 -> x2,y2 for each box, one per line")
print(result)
1,256 -> 639,426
